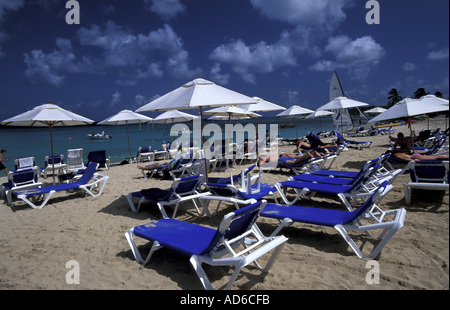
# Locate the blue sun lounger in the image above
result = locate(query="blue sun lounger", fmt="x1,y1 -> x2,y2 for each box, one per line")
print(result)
125,200 -> 288,290
275,164 -> 391,211
309,154 -> 392,179
261,181 -> 406,259
126,174 -> 206,218
13,162 -> 109,209
335,131 -> 373,149
292,154 -> 395,185
403,160 -> 449,205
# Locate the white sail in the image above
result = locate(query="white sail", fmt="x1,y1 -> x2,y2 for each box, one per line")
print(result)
329,71 -> 354,131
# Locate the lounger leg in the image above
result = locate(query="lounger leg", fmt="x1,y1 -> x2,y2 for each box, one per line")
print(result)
189,256 -> 215,290
126,194 -> 138,212
17,191 -> 55,209
404,184 -> 412,205
274,183 -> 301,205
125,229 -> 163,266
157,202 -> 170,219
269,218 -> 293,237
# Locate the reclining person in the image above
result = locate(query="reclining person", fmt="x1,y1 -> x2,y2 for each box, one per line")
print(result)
295,138 -> 337,153
394,153 -> 449,162
259,151 -> 321,167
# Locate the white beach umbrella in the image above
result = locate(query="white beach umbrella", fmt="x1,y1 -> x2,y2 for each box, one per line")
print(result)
2,102 -> 95,184
136,78 -> 256,114
276,105 -> 314,138
364,107 -> 387,114
98,109 -> 153,162
208,115 -> 251,121
369,97 -> 449,150
318,96 -> 369,134
204,105 -> 260,120
136,78 -> 257,178
318,96 -> 369,111
152,110 -> 198,124
239,96 -> 286,114
369,97 -> 448,124
416,95 -> 449,129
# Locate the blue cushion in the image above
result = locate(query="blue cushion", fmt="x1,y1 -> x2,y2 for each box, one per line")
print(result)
311,170 -> 359,178
133,219 -> 217,256
279,180 -> 353,195
292,174 -> 353,185
261,203 -> 356,227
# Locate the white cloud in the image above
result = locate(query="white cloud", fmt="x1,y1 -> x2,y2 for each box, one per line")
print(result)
426,47 -> 449,60
250,0 -> 351,32
23,38 -> 79,87
0,0 -> 25,23
24,22 -> 200,86
403,62 -> 416,72
110,91 -> 121,108
210,0 -> 354,84
209,38 -> 296,83
210,63 -> 230,85
144,0 -> 185,21
310,35 -> 385,80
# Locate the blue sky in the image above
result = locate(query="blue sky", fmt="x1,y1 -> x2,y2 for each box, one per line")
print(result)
0,0 -> 448,121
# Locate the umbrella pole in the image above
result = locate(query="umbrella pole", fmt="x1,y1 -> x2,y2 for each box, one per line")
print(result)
49,124 -> 56,185
126,121 -> 132,163
255,116 -> 259,158
200,107 -> 209,181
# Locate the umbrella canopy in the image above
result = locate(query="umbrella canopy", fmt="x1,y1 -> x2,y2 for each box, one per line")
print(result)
306,110 -> 335,118
204,105 -> 260,119
136,78 -> 256,113
2,102 -> 95,184
276,105 -> 314,118
364,107 -> 387,114
368,97 -> 448,124
152,110 -> 198,124
98,109 -> 153,125
276,105 -> 314,138
98,110 -> 153,163
1,103 -> 94,127
317,96 -> 369,111
239,97 -> 286,113
208,115 -> 251,121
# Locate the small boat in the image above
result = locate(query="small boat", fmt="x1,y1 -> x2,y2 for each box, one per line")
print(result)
87,131 -> 112,140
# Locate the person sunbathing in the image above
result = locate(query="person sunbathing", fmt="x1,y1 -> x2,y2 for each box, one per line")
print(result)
295,139 -> 337,152
259,151 -> 321,166
137,158 -> 179,171
393,153 -> 449,162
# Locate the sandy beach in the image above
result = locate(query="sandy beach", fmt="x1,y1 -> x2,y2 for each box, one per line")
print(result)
0,117 -> 448,291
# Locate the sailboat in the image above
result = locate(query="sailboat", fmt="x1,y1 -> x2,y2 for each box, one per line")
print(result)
329,71 -> 354,132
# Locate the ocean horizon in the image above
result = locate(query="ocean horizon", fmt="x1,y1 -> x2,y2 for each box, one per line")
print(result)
0,116 -> 336,171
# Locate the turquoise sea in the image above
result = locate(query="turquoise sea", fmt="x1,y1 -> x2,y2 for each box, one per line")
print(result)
0,116 -> 335,171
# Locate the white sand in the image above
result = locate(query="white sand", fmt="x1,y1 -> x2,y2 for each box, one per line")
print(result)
0,117 -> 448,290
